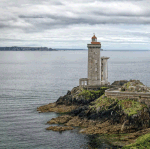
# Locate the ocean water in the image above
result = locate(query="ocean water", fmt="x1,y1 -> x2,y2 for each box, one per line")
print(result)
0,50 -> 150,149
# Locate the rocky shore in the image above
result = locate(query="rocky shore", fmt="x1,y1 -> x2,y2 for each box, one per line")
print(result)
37,80 -> 150,148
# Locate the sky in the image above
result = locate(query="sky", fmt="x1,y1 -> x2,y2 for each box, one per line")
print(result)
0,0 -> 150,50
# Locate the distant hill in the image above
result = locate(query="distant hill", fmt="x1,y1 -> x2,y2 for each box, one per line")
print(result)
0,47 -> 57,51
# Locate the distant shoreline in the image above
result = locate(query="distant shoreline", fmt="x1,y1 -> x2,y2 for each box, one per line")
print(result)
0,47 -> 57,51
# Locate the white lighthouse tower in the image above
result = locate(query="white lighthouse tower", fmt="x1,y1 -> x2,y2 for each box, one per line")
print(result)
87,34 -> 101,86
79,34 -> 109,88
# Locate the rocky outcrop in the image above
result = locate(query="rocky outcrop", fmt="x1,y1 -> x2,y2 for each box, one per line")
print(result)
121,80 -> 150,92
90,95 -> 150,132
56,87 -> 108,106
46,114 -> 150,136
47,115 -> 122,134
38,81 -> 150,147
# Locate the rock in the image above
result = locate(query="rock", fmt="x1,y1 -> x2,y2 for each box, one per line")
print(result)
37,103 -> 78,113
56,95 -> 72,105
121,120 -> 129,132
111,80 -> 128,87
56,87 -> 107,106
67,90 -> 71,95
47,115 -> 73,124
38,84 -> 150,147
121,80 -> 150,92
39,85 -> 150,149
79,128 -> 86,133
46,126 -> 74,131
70,106 -> 89,117
71,86 -> 80,95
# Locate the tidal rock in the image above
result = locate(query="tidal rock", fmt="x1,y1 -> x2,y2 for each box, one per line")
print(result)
37,103 -> 78,113
46,126 -> 74,131
47,115 -> 73,124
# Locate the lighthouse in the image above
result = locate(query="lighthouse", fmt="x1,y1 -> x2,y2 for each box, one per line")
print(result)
79,34 -> 109,88
87,34 -> 101,86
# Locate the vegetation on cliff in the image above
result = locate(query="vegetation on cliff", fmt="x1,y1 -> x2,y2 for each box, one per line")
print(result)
91,95 -> 118,110
56,87 -> 108,106
78,87 -> 108,100
118,99 -> 147,116
122,133 -> 150,149
121,80 -> 150,92
91,95 -> 147,117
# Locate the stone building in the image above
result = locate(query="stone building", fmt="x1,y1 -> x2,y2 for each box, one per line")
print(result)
79,34 -> 110,88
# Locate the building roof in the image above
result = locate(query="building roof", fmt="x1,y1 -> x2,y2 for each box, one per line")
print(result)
92,35 -> 97,39
90,34 -> 101,45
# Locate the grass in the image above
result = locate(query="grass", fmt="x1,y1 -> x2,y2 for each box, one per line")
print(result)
91,95 -> 117,110
91,95 -> 146,116
122,133 -> 150,149
118,99 -> 146,116
78,87 -> 108,100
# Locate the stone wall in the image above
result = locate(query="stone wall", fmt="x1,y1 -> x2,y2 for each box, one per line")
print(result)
105,89 -> 150,107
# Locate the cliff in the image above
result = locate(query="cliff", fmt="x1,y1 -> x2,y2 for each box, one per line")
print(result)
37,80 -> 150,148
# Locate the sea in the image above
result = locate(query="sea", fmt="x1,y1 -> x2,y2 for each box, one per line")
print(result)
0,50 -> 150,149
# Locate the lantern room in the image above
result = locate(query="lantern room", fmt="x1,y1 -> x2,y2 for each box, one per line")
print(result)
91,34 -> 100,44
92,34 -> 97,42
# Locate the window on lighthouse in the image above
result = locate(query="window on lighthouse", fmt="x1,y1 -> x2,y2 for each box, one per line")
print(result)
92,38 -> 97,42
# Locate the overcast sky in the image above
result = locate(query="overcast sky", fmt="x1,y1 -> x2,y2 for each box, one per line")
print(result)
0,0 -> 150,50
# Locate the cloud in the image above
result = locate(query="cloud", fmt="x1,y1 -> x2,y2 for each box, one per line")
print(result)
1,0 -> 150,30
0,0 -> 150,49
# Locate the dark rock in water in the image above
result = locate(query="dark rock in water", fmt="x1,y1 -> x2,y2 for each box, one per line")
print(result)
47,115 -> 73,124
